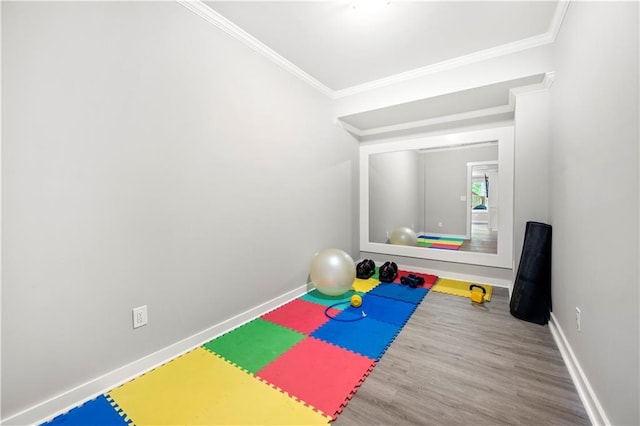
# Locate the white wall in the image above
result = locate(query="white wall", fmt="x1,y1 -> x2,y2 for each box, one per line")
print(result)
422,144 -> 498,236
368,150 -> 420,243
1,2 -> 357,419
513,89 -> 550,273
549,2 -> 639,424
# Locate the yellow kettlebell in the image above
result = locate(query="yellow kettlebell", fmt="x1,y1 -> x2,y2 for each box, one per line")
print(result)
469,284 -> 486,304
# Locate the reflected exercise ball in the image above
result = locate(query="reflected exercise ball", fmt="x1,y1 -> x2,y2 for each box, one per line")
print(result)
389,227 -> 418,246
310,248 -> 356,296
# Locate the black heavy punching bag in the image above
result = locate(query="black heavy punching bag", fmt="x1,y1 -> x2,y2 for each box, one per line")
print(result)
510,221 -> 552,325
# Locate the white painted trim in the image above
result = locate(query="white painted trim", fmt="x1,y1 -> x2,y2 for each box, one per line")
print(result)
176,0 -> 333,98
466,160 -> 499,241
333,33 -> 555,99
549,312 -> 610,426
508,71 -> 555,108
338,69 -> 555,139
335,1 -> 569,98
334,118 -> 363,138
3,285 -> 309,426
0,2 -> 3,422
548,1 -> 571,42
360,126 -> 514,269
417,140 -> 499,154
341,105 -> 514,138
178,1 -> 569,100
543,71 -> 556,88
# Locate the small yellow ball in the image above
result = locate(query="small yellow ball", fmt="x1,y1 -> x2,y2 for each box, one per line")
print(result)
350,294 -> 362,308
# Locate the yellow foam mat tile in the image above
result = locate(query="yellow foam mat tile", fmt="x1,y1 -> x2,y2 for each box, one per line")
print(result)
107,347 -> 331,425
431,278 -> 493,302
351,277 -> 380,293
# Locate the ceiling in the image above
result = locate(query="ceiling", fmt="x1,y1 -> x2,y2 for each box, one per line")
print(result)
339,73 -> 545,130
205,1 -> 559,93
194,1 -> 561,139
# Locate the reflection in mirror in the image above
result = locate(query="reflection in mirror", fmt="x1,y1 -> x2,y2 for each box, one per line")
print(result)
359,126 -> 514,269
467,161 -> 499,254
368,142 -> 498,254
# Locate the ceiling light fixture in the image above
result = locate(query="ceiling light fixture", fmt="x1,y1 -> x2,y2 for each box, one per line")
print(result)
351,0 -> 390,12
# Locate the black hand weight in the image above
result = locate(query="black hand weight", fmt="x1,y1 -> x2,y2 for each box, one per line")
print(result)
356,259 -> 376,279
379,261 -> 398,282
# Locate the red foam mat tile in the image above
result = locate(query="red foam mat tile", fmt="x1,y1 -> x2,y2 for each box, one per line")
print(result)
394,270 -> 439,288
257,336 -> 376,419
430,243 -> 460,250
261,298 -> 339,335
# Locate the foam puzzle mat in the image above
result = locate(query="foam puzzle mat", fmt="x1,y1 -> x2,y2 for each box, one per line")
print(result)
432,277 -> 494,302
257,337 -> 375,419
107,348 -> 331,425
300,288 -> 359,308
369,282 -> 429,304
342,294 -> 417,327
202,318 -> 304,374
261,297 -> 339,335
394,270 -> 439,288
417,235 -> 465,250
43,266 -> 436,425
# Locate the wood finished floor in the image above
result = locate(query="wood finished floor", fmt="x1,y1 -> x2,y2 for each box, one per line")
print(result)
335,288 -> 589,426
459,223 -> 498,254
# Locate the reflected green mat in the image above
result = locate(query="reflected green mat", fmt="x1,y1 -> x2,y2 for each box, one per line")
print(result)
203,318 -> 305,373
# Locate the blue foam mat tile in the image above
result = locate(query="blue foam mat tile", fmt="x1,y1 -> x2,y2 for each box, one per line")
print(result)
368,282 -> 428,305
343,294 -> 417,327
311,315 -> 401,361
42,395 -> 129,425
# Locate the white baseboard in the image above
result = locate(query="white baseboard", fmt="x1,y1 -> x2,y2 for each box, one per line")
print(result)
549,312 -> 610,426
2,285 -> 309,426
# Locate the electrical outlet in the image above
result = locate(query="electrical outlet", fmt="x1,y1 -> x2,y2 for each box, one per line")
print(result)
438,222 -> 443,228
133,305 -> 148,329
575,307 -> 581,332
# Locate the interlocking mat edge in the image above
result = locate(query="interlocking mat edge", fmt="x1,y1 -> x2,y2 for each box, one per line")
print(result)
43,269 -> 439,425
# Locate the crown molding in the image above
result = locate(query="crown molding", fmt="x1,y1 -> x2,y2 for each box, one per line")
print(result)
334,119 -> 362,138
178,0 -> 570,100
548,1 -> 571,42
543,71 -> 556,88
332,33 -> 555,99
176,0 -> 333,97
508,71 -> 555,106
341,104 -> 514,139
333,1 -> 569,98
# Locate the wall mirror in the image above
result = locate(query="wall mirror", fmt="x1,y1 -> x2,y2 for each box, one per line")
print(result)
360,126 -> 514,268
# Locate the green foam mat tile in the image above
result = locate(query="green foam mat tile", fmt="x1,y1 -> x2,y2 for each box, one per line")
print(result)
202,318 -> 305,374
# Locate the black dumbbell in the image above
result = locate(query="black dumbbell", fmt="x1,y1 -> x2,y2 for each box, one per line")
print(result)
379,261 -> 398,282
400,274 -> 425,288
356,259 -> 376,279
408,274 -> 425,286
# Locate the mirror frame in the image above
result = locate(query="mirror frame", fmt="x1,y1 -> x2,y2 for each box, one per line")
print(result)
360,126 -> 514,268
